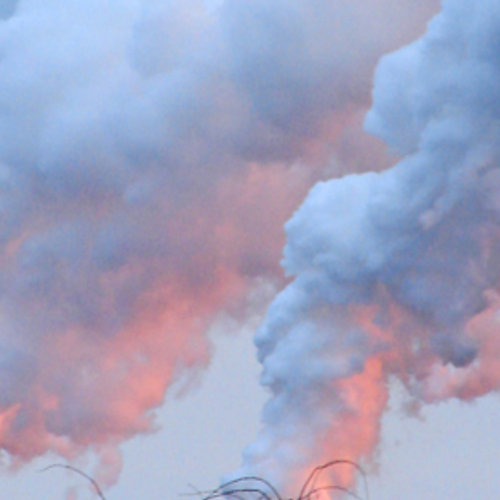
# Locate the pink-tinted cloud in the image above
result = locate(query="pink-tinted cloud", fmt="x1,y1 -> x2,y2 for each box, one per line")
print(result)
228,0 -> 500,496
0,0 -> 439,484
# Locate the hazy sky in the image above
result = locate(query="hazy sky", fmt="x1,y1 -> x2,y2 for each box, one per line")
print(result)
1,0 -> 500,499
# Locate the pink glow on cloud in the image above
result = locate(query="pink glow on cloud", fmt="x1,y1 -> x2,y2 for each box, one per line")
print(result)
227,2 -> 500,497
0,0 -> 445,490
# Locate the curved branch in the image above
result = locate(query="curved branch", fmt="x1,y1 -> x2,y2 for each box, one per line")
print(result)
40,464 -> 107,500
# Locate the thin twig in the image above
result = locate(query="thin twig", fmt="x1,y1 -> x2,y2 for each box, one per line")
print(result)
204,475 -> 283,500
204,487 -> 276,500
39,464 -> 107,500
302,485 -> 364,500
298,460 -> 369,500
183,483 -> 208,499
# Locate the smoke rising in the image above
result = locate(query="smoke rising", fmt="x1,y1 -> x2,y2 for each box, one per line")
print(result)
0,0 -> 438,481
229,0 -> 500,496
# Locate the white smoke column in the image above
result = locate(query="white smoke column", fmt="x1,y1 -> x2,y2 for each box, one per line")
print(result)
0,0 -> 439,482
229,0 -> 500,496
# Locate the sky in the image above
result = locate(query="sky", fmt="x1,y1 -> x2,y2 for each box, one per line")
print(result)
1,0 -> 500,499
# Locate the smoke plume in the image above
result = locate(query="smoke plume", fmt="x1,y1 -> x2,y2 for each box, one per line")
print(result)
227,0 -> 500,496
0,0 -> 439,482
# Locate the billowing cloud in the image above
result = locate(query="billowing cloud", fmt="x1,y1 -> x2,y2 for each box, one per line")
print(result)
0,0 -> 438,484
228,0 -> 500,496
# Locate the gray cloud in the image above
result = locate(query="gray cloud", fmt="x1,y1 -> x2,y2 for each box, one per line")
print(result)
228,0 -> 500,495
0,0 -> 438,484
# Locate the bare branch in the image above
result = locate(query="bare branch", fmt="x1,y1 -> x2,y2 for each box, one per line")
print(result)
39,464 -> 107,500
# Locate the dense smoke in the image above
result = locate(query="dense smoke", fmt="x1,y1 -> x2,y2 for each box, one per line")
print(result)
0,0 -> 438,483
228,0 -> 500,496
